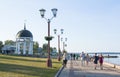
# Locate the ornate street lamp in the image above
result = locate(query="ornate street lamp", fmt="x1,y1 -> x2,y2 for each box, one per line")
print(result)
39,8 -> 58,67
54,29 -> 64,61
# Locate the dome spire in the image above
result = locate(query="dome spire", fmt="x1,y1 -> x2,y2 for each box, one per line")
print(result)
24,20 -> 26,30
24,23 -> 26,30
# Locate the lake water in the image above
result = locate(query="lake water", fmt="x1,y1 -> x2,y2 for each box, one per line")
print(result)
88,53 -> 120,65
104,54 -> 120,65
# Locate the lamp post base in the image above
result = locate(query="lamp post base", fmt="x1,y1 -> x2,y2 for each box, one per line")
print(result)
47,58 -> 52,67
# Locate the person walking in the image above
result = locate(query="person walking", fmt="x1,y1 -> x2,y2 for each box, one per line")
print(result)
99,53 -> 104,70
86,53 -> 90,66
93,53 -> 99,69
73,54 -> 76,60
80,52 -> 85,66
70,53 -> 73,60
62,52 -> 68,67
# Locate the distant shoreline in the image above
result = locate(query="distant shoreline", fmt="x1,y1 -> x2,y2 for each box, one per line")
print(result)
104,55 -> 118,58
69,52 -> 120,54
88,52 -> 120,54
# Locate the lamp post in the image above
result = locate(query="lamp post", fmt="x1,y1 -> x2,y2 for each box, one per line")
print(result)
54,29 -> 64,61
61,37 -> 67,53
39,8 -> 58,67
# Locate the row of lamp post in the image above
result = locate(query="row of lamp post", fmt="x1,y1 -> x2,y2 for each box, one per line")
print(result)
54,29 -> 64,61
39,8 -> 67,67
61,37 -> 67,53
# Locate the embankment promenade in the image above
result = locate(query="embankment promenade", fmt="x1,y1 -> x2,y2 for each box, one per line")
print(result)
58,60 -> 120,77
104,62 -> 120,69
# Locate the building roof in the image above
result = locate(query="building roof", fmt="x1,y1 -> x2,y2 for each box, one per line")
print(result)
16,24 -> 33,38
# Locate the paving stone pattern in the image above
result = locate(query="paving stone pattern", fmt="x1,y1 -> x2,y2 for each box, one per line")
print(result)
59,60 -> 120,77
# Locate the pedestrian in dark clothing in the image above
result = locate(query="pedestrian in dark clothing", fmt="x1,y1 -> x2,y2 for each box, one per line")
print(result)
76,54 -> 79,60
73,54 -> 76,60
70,53 -> 73,60
93,53 -> 99,69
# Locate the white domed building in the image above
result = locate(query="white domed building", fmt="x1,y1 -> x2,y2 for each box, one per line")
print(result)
15,24 -> 33,55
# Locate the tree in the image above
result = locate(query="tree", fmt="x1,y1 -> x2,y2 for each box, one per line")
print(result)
0,41 -> 3,53
42,43 -> 48,52
33,41 -> 39,53
42,43 -> 55,53
63,50 -> 67,53
4,40 -> 15,45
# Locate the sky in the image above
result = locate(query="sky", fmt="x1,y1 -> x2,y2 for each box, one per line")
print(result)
0,0 -> 120,53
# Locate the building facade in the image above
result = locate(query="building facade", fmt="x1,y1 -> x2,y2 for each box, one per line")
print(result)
15,25 -> 33,55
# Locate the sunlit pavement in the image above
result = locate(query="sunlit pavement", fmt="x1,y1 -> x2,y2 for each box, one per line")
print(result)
59,60 -> 120,77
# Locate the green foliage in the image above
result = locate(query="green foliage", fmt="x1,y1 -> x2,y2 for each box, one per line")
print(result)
42,43 -> 54,53
44,36 -> 54,41
0,41 -> 3,53
63,50 -> 67,53
33,41 -> 39,53
4,40 -> 15,45
42,43 -> 48,52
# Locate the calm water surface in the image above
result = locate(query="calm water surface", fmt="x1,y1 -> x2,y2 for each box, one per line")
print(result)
104,54 -> 120,65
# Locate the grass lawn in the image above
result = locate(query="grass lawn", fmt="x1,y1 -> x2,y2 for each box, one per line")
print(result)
0,54 -> 62,77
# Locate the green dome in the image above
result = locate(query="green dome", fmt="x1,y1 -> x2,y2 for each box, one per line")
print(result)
16,25 -> 33,38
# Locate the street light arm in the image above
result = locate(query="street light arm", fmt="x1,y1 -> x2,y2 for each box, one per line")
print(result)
41,17 -> 49,23
42,17 -> 55,23
49,16 -> 55,21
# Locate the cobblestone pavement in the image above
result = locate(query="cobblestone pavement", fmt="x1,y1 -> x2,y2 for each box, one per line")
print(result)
59,60 -> 120,77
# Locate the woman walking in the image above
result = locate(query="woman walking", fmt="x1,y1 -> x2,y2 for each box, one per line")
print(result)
99,53 -> 104,70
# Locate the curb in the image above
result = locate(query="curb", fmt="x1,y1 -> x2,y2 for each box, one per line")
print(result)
54,65 -> 64,77
104,62 -> 120,69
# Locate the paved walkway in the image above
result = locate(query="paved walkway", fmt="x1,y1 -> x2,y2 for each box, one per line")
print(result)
59,60 -> 120,77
